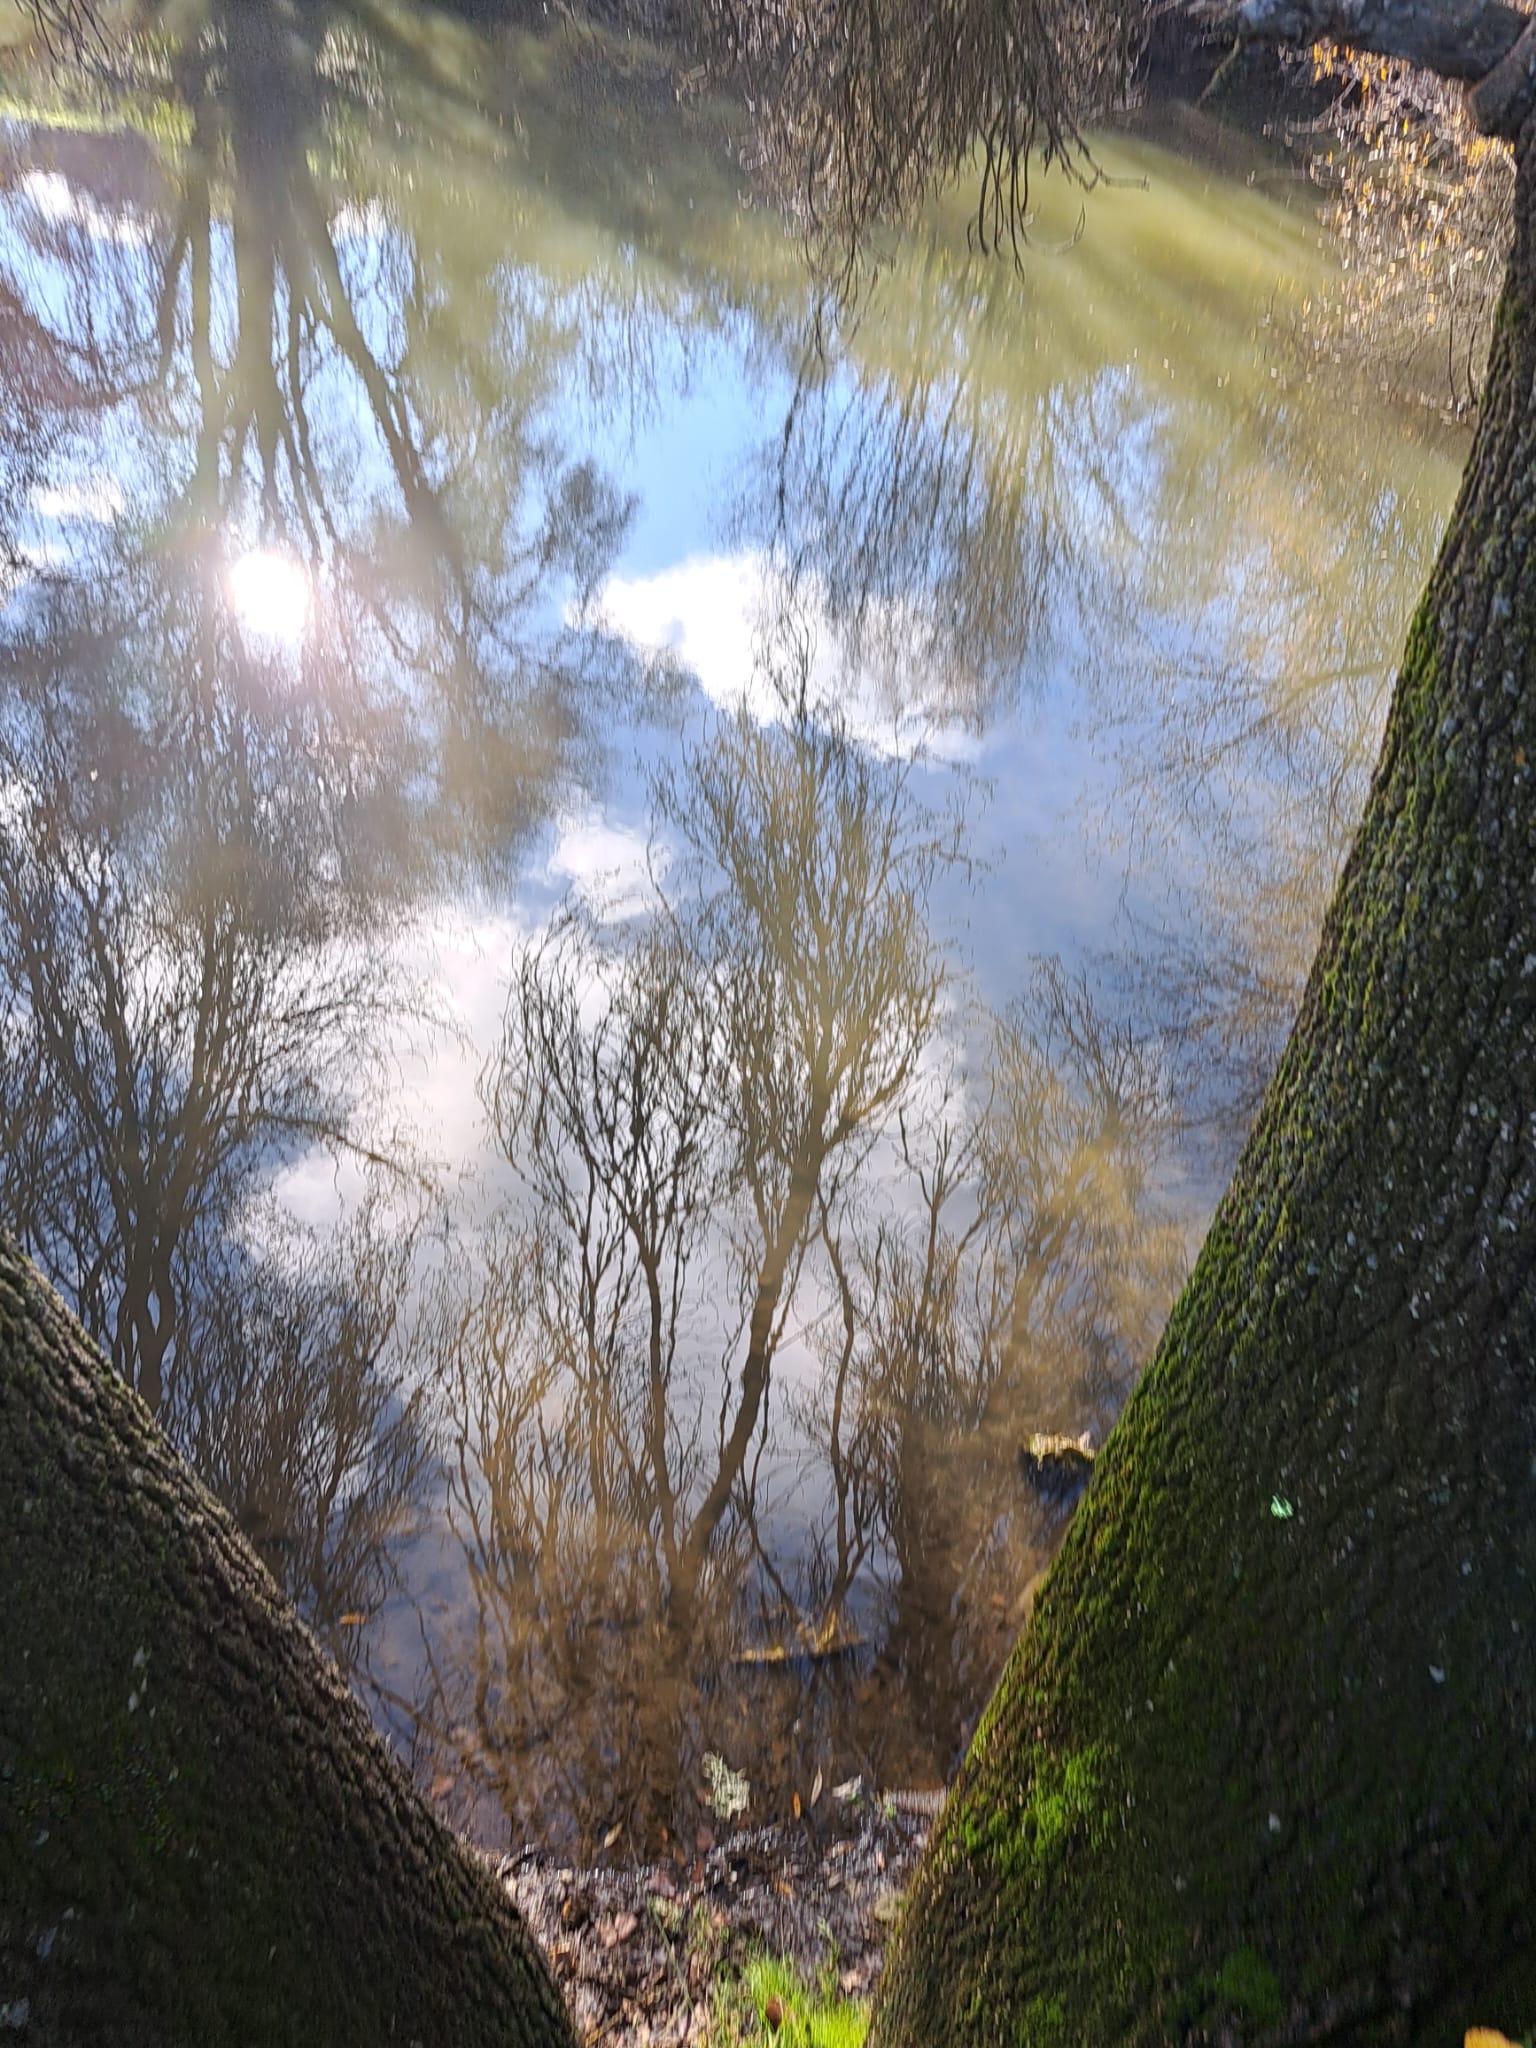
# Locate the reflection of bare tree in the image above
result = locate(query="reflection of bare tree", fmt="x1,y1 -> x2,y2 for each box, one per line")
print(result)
173,1198 -> 433,1663
0,0 -> 637,1448
386,672 -> 1186,1845
398,699 -> 957,1846
658,697 -> 958,1594
801,964 -> 1184,1790
1089,413 -> 1452,1159
757,340 -> 1108,728
983,961 -> 1186,1438
0,554 -> 398,1411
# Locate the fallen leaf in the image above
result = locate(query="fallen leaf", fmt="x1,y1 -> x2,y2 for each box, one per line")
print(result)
338,1612 -> 369,1627
602,1823 -> 623,1851
695,1822 -> 715,1852
429,1773 -> 455,1802
600,1911 -> 639,1949
648,1869 -> 678,1900
764,1995 -> 784,2030
792,1792 -> 802,1820
810,1767 -> 823,1808
832,1775 -> 863,1804
874,1889 -> 904,1924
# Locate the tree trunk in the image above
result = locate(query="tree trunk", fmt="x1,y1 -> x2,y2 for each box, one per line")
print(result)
871,115 -> 1536,2048
0,1235 -> 576,2048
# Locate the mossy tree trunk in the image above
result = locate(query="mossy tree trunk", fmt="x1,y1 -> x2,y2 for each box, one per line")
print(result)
872,111 -> 1536,2048
0,1237 -> 576,2048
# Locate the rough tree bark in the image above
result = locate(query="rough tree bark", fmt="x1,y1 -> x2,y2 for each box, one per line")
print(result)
871,47 -> 1536,2048
0,1237 -> 577,2047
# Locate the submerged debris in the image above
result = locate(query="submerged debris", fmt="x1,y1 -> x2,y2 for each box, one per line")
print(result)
1017,1430 -> 1097,1509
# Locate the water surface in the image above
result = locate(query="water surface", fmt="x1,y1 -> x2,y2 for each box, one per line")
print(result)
0,2 -> 1466,1853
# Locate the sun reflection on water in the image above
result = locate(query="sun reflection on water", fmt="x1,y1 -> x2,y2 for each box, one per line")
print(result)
228,547 -> 311,647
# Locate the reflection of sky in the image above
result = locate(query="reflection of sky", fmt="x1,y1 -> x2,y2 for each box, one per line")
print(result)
0,101 -> 1461,1189
3,89 -> 1470,1221
0,69 -> 1469,1840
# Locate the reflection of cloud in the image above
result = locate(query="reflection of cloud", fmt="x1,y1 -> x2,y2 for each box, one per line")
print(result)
547,812 -> 662,920
331,198 -> 392,243
20,170 -> 153,245
594,552 -> 981,761
30,477 -> 126,523
267,907 -> 536,1233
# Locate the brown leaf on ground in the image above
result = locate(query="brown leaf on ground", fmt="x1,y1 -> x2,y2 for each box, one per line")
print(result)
500,1798 -> 935,2048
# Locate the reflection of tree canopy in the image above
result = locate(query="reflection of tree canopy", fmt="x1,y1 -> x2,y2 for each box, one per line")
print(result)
0,0 -> 651,1630
392,688 -> 1184,1849
1085,396 -> 1462,1157
755,326 -> 1108,728
2,0 -> 639,873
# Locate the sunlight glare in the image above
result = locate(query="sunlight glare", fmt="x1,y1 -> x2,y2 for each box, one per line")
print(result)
228,548 -> 311,647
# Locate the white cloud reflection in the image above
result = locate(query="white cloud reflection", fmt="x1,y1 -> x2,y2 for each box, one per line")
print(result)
20,170 -> 153,246
546,813 -> 663,920
595,550 -> 982,761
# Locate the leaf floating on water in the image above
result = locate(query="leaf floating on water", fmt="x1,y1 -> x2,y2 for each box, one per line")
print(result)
792,1792 -> 802,1820
1269,1495 -> 1295,1519
338,1612 -> 369,1626
602,1822 -> 623,1850
810,1767 -> 823,1808
832,1775 -> 863,1804
703,1751 -> 750,1820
